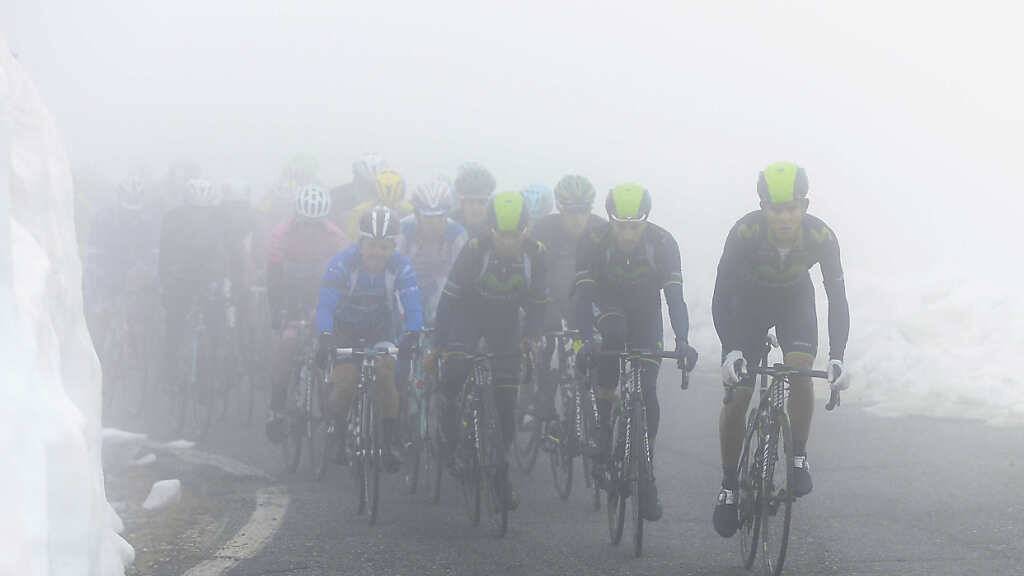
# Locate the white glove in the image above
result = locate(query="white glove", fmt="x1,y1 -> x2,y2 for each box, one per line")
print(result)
721,350 -> 747,385
828,359 -> 849,391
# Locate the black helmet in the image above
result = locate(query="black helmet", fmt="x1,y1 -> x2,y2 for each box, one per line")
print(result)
359,205 -> 401,239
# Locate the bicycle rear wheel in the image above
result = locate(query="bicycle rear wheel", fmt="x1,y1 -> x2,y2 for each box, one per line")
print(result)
760,411 -> 794,576
738,411 -> 761,569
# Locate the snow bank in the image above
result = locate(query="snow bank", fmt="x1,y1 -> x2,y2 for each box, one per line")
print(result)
141,480 -> 182,512
0,37 -> 132,575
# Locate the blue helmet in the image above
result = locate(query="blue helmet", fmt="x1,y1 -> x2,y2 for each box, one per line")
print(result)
521,184 -> 554,220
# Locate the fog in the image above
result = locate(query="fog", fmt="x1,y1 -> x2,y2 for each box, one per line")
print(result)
5,1 -> 1024,410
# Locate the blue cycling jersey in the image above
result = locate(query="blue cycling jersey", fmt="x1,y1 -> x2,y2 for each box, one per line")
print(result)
315,244 -> 424,335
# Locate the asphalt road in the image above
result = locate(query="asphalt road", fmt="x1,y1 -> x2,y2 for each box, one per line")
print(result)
174,366 -> 1024,576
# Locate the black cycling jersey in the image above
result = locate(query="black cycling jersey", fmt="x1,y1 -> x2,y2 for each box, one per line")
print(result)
573,221 -> 690,344
434,235 -> 549,348
712,210 -> 850,361
530,213 -> 605,326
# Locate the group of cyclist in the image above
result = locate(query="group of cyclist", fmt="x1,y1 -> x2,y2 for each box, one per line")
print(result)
85,154 -> 851,539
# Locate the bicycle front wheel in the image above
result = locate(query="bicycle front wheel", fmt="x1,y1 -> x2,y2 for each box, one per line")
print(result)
759,411 -> 794,576
738,410 -> 761,569
606,408 -> 626,545
459,408 -> 482,526
630,403 -> 645,558
549,419 -> 574,501
365,399 -> 381,525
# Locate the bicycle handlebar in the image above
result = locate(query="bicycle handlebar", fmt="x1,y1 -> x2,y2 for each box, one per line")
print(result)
335,346 -> 399,358
592,349 -> 692,390
723,364 -> 841,410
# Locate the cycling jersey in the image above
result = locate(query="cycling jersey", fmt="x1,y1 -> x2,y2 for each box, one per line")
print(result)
434,235 -> 549,348
396,215 -> 467,325
712,211 -> 849,361
574,221 -> 690,345
158,205 -> 231,300
315,245 -> 424,339
267,218 -> 348,321
529,212 -> 605,328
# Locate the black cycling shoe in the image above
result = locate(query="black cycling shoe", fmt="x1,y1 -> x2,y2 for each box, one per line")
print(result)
792,455 -> 813,497
640,480 -> 663,521
713,488 -> 739,537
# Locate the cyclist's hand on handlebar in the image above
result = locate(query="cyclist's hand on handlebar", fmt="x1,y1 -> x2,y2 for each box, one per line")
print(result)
828,359 -> 849,392
675,338 -> 698,372
721,350 -> 747,386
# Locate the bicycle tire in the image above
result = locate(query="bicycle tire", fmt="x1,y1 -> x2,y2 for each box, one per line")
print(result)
459,405 -> 482,526
607,408 -> 625,545
738,410 -> 761,569
550,435 -> 574,501
631,402 -> 644,558
366,394 -> 381,525
760,411 -> 793,576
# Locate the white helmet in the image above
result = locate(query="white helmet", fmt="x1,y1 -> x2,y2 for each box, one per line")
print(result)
352,153 -> 389,185
411,176 -> 454,216
295,184 -> 332,219
185,178 -> 221,207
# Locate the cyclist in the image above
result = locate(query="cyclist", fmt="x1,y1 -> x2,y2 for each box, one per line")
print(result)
527,175 -> 605,420
264,185 -> 348,441
315,205 -> 424,472
85,176 -> 161,384
573,183 -> 699,522
712,161 -> 850,537
158,178 -> 232,394
450,162 -> 496,237
433,191 -> 549,510
521,183 -> 554,223
344,169 -> 414,240
398,176 -> 468,325
330,153 -> 388,224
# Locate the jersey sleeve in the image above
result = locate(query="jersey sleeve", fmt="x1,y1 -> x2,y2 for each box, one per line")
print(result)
315,252 -> 348,334
573,229 -> 601,340
712,221 -> 749,356
816,223 -> 850,360
433,239 -> 479,348
523,241 -> 549,338
394,255 -> 425,333
657,230 -> 690,344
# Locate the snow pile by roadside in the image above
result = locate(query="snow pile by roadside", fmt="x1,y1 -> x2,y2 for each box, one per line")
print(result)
849,272 -> 1024,426
0,37 -> 132,575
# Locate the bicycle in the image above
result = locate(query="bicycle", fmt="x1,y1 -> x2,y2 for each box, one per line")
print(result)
542,329 -> 600,509
278,318 -> 322,477
600,346 -> 689,558
401,329 -> 439,497
170,281 -> 233,441
728,339 -> 840,576
513,345 -> 543,475
448,351 -> 520,537
319,342 -> 398,525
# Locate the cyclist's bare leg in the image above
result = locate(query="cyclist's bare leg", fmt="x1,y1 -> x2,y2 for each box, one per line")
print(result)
784,351 -> 814,456
327,363 -> 358,423
719,386 -> 754,485
269,325 -> 300,412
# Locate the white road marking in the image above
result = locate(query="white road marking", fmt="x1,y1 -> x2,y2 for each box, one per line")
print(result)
182,485 -> 289,576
